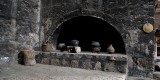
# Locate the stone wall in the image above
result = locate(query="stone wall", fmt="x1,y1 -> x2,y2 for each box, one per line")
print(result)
0,0 -> 17,65
16,0 -> 41,50
0,0 -> 157,79
41,0 -> 156,78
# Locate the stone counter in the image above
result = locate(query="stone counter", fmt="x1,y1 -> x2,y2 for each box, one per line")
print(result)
35,52 -> 127,73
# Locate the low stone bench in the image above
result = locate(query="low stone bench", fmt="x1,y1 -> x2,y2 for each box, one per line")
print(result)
36,52 -> 127,73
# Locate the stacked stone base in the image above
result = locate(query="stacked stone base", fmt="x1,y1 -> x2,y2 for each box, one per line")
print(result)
36,52 -> 128,73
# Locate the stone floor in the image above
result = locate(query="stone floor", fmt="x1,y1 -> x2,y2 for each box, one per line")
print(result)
0,64 -> 126,80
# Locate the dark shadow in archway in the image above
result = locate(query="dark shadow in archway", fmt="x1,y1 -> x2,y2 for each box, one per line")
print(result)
57,16 -> 125,53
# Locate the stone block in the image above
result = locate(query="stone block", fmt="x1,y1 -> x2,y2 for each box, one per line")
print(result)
118,65 -> 127,73
104,61 -> 117,72
95,61 -> 101,70
81,60 -> 92,70
0,0 -> 12,19
41,58 -> 49,64
71,60 -> 79,68
153,72 -> 160,80
61,59 -> 69,67
137,58 -> 153,70
50,59 -> 60,66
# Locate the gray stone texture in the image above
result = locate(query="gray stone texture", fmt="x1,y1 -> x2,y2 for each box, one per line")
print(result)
95,61 -> 101,70
40,0 -> 156,78
0,0 -> 41,65
153,72 -> 160,80
16,0 -> 41,50
71,60 -> 79,68
36,52 -> 128,73
0,0 -> 157,79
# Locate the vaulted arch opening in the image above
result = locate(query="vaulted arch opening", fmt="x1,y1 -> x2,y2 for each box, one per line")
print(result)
57,16 -> 125,53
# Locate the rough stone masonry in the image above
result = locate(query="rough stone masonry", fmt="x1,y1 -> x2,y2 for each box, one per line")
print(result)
0,0 -> 157,79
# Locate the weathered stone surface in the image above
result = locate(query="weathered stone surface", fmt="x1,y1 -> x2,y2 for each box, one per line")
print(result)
36,52 -> 128,73
16,0 -> 41,50
104,61 -> 117,72
0,0 -> 12,19
61,59 -> 69,67
137,58 -> 154,70
50,59 -> 60,66
128,77 -> 154,80
0,0 -> 156,79
41,58 -> 49,64
95,61 -> 101,70
71,60 -> 79,68
153,72 -> 160,80
118,65 -> 127,73
81,59 -> 92,70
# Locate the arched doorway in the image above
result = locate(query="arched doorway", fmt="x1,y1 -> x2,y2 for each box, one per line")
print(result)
57,16 -> 125,53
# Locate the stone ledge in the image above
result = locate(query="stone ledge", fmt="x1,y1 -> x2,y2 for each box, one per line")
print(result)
35,51 -> 128,73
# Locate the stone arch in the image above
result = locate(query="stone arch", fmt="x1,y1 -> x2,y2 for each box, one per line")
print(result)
45,11 -> 130,54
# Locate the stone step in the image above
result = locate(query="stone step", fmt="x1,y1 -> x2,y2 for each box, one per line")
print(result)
0,64 -> 126,80
34,51 -> 128,74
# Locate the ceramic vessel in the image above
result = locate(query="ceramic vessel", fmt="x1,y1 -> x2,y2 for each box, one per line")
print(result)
70,40 -> 79,46
57,43 -> 66,52
91,47 -> 101,53
91,41 -> 100,47
107,44 -> 115,53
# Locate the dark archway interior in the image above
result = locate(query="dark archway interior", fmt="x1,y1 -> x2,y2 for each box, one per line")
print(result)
57,16 -> 125,53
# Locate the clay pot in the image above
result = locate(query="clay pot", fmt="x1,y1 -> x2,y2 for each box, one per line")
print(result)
41,43 -> 47,52
91,41 -> 100,47
91,47 -> 101,53
57,43 -> 66,52
70,40 -> 79,46
107,44 -> 115,53
41,41 -> 55,52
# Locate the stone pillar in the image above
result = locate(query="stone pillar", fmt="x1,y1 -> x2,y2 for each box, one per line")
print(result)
0,0 -> 41,65
0,0 -> 17,65
16,0 -> 41,51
